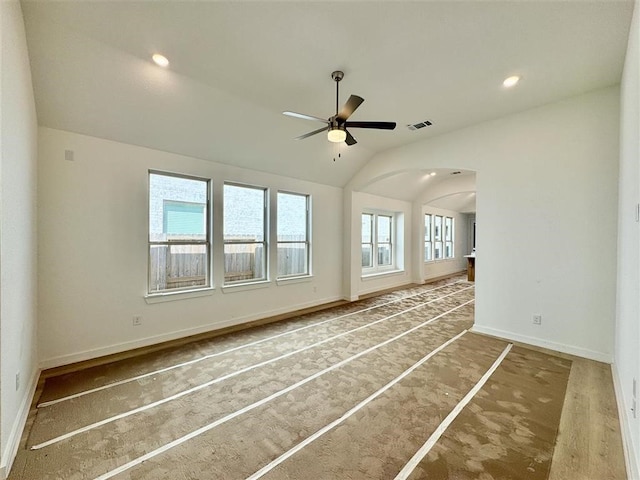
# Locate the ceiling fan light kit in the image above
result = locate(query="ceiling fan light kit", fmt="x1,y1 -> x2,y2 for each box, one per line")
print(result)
283,70 -> 396,146
327,127 -> 347,143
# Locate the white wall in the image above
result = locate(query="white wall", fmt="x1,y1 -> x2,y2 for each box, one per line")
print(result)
343,192 -> 412,300
37,128 -> 344,367
349,86 -> 620,363
419,206 -> 467,282
0,2 -> 39,477
614,1 -> 640,478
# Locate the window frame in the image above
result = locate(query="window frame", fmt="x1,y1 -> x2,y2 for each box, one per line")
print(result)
362,210 -> 396,274
147,170 -> 211,295
223,182 -> 269,285
276,190 -> 311,279
444,216 -> 455,259
424,212 -> 455,263
376,214 -> 393,267
361,213 -> 374,268
433,215 -> 443,260
424,213 -> 433,262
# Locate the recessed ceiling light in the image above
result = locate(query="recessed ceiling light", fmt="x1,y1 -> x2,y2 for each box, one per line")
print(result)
152,54 -> 169,68
503,75 -> 520,88
430,172 -> 437,176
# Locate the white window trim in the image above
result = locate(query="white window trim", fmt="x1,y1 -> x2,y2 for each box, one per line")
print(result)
424,213 -> 433,263
221,279 -> 271,293
444,216 -> 455,259
145,286 -> 215,304
361,210 -> 398,274
223,182 -> 269,286
148,170 -> 212,296
276,274 -> 314,286
424,213 -> 455,264
276,190 -> 312,280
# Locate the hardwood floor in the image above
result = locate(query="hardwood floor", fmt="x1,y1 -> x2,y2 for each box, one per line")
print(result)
549,357 -> 627,480
473,335 -> 628,480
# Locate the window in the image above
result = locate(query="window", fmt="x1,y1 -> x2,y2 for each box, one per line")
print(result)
148,172 -> 210,294
444,216 -> 454,258
377,215 -> 393,266
434,215 -> 443,260
361,213 -> 374,268
362,212 -> 396,272
223,183 -> 267,284
424,214 -> 432,261
277,191 -> 310,278
424,213 -> 455,262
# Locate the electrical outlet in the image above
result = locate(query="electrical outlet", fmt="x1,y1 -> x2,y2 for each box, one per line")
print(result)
15,372 -> 20,391
133,315 -> 142,326
532,314 -> 542,325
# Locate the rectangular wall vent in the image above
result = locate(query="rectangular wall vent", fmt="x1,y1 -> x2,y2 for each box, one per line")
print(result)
407,120 -> 433,131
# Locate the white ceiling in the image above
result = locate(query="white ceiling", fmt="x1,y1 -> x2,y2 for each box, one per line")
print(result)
22,1 -> 633,203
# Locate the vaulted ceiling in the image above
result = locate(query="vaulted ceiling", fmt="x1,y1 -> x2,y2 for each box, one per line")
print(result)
22,1 -> 634,203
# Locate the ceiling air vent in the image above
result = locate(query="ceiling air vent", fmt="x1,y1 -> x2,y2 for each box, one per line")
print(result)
407,120 -> 433,131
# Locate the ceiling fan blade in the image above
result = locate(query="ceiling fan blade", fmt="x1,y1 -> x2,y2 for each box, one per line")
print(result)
283,111 -> 329,123
345,130 -> 357,146
344,121 -> 397,130
337,95 -> 364,121
295,126 -> 328,140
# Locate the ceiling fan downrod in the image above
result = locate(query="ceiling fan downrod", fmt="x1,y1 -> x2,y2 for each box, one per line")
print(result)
331,70 -> 344,117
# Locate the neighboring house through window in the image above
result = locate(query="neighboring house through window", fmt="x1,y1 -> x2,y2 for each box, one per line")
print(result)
223,183 -> 267,284
148,171 -> 210,294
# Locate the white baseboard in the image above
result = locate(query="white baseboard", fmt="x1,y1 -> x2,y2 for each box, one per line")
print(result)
470,325 -> 613,363
39,295 -> 343,370
0,367 -> 40,479
611,363 -> 639,480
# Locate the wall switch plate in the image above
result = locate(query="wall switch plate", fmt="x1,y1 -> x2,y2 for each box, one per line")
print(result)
532,314 -> 542,325
133,315 -> 142,326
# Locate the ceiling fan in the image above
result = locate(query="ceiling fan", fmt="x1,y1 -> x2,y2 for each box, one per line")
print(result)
283,71 -> 396,146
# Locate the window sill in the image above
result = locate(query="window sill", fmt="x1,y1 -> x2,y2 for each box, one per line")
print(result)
424,257 -> 457,264
145,287 -> 215,304
361,269 -> 405,281
276,274 -> 313,286
222,279 -> 271,293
